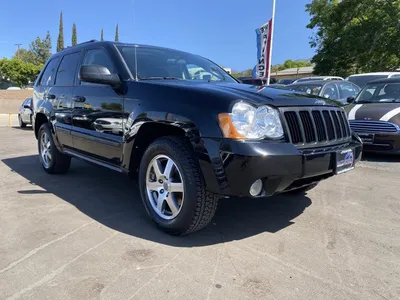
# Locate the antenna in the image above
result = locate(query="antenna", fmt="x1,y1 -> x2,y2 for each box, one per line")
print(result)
134,45 -> 139,81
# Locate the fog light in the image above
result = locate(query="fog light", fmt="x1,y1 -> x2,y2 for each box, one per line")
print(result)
249,179 -> 263,197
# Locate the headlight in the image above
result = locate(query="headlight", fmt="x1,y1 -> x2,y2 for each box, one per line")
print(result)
218,102 -> 283,139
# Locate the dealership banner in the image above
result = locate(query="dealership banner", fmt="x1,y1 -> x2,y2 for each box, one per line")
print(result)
253,20 -> 272,79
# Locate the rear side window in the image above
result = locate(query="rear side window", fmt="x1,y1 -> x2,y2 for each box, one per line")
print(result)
55,52 -> 81,86
40,58 -> 60,86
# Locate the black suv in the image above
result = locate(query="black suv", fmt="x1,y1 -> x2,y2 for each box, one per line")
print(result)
32,41 -> 362,235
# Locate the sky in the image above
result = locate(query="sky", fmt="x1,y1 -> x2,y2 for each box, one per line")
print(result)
0,0 -> 315,71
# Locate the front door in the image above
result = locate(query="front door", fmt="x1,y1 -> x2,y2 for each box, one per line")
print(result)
71,47 -> 126,166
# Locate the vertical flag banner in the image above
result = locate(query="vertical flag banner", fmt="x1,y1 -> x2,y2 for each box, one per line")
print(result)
254,20 -> 272,79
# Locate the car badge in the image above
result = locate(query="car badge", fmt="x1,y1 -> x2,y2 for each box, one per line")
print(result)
364,117 -> 372,121
315,100 -> 326,105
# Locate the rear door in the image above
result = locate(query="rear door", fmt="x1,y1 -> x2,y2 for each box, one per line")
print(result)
50,51 -> 83,149
71,47 -> 125,166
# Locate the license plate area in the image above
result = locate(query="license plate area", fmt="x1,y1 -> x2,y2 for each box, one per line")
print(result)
335,148 -> 355,174
358,132 -> 374,144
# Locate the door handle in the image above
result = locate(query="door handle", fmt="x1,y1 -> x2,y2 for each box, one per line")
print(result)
73,96 -> 86,103
44,94 -> 56,100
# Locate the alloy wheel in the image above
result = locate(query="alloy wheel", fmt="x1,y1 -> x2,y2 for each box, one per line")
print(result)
146,154 -> 184,220
40,132 -> 52,168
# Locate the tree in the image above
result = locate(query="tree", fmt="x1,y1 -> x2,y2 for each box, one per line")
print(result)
13,48 -> 37,64
29,32 -> 52,65
101,28 -> 104,41
0,58 -> 42,87
306,0 -> 400,77
72,23 -> 77,46
57,11 -> 64,52
115,24 -> 119,42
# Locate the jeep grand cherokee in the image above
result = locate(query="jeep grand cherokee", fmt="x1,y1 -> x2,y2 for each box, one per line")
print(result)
32,41 -> 362,235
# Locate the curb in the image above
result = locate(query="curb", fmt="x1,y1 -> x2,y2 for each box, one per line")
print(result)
0,114 -> 19,127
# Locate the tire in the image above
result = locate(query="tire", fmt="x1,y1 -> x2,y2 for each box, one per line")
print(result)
139,136 -> 218,235
19,115 -> 26,128
288,182 -> 319,194
38,123 -> 71,174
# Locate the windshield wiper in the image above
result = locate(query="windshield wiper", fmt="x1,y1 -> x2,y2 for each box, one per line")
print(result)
139,76 -> 182,80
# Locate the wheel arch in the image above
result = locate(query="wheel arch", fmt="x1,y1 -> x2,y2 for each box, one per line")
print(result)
123,120 -> 220,194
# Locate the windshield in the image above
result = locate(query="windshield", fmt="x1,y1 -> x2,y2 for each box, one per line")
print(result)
355,82 -> 400,103
347,75 -> 387,88
288,84 -> 322,96
117,45 -> 237,83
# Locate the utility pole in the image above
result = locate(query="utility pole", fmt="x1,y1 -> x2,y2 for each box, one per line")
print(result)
14,44 -> 22,59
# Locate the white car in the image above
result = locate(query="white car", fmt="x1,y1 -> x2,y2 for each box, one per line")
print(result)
293,76 -> 344,83
346,72 -> 400,88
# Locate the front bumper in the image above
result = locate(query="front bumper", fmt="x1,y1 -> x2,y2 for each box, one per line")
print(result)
355,131 -> 400,154
199,137 -> 362,197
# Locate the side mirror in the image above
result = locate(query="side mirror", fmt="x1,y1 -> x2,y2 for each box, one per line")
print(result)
79,65 -> 120,88
347,96 -> 355,104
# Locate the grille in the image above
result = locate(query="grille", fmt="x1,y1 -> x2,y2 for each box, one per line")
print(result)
282,107 -> 351,147
349,120 -> 399,133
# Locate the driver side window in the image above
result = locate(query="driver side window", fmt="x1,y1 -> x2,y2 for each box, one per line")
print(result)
323,83 -> 339,99
81,49 -> 115,85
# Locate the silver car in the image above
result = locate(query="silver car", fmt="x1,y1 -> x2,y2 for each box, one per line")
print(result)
18,98 -> 33,128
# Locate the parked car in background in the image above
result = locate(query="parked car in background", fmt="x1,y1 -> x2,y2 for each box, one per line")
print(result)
238,76 -> 277,86
346,72 -> 400,88
293,76 -> 344,83
6,87 -> 22,90
286,80 -> 360,104
277,78 -> 295,85
18,98 -> 33,128
346,78 -> 400,154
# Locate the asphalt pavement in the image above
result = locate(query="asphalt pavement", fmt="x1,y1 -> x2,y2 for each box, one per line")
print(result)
0,127 -> 399,300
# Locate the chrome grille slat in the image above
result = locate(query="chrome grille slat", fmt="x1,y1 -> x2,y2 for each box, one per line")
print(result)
349,120 -> 398,133
280,106 -> 352,148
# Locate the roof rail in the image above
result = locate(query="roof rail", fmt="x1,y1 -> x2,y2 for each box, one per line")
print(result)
66,40 -> 98,49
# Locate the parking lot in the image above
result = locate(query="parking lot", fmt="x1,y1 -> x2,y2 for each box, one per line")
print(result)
0,127 -> 399,300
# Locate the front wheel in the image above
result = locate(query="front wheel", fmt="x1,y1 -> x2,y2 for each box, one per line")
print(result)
139,136 -> 218,235
18,115 -> 26,128
38,123 -> 71,174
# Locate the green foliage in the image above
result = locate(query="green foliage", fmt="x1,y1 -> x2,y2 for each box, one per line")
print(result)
28,32 -> 52,65
307,0 -> 400,77
13,48 -> 36,64
57,11 -> 64,52
115,24 -> 119,42
72,23 -> 77,46
231,69 -> 252,78
101,28 -> 104,41
0,58 -> 42,87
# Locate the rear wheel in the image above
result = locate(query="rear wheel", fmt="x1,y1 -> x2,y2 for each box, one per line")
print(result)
18,115 -> 26,128
139,136 -> 218,235
38,123 -> 71,174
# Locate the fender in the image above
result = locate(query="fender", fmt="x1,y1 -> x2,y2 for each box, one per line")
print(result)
34,99 -> 65,153
121,108 -> 221,194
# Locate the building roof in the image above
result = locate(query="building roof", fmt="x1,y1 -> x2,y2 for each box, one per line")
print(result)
274,66 -> 314,76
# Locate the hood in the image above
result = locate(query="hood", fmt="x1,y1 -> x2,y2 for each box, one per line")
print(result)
143,80 -> 341,107
346,102 -> 400,125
